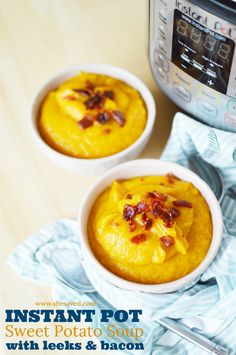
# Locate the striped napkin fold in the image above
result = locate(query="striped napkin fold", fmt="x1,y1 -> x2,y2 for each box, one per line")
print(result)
7,112 -> 236,354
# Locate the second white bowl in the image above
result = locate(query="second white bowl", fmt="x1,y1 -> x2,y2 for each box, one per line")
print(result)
78,159 -> 223,293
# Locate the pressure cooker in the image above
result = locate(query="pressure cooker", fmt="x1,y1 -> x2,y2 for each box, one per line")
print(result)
149,0 -> 236,132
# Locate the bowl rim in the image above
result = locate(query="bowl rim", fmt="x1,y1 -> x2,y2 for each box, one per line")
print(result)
78,159 -> 223,293
29,64 -> 156,164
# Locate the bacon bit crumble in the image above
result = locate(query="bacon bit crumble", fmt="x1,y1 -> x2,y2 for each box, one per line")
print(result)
74,89 -> 92,97
85,92 -> 103,109
74,84 -> 125,129
128,220 -> 137,232
122,190 -> 181,231
148,197 -> 165,210
136,201 -> 149,213
155,192 -> 168,201
104,90 -> 114,99
78,115 -> 94,129
150,201 -> 173,227
147,191 -> 167,201
64,95 -> 77,101
142,213 -> 153,230
166,173 -> 176,184
96,111 -> 110,124
167,207 -> 181,218
85,81 -> 94,90
123,204 -> 137,221
103,128 -> 111,134
149,200 -> 161,216
146,192 -> 157,199
173,200 -> 192,208
111,110 -> 126,127
131,233 -> 147,244
160,235 -> 175,247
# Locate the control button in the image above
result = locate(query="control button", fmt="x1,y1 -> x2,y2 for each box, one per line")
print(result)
227,99 -> 236,115
156,66 -> 168,84
197,99 -> 218,118
157,40 -> 167,54
207,79 -> 214,86
224,112 -> 236,129
174,82 -> 191,102
158,10 -> 167,25
158,25 -> 167,41
199,87 -> 218,103
174,68 -> 192,87
154,51 -> 169,72
160,0 -> 167,7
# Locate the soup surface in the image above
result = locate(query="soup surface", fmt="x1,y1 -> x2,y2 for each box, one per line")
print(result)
39,73 -> 147,158
88,175 -> 212,284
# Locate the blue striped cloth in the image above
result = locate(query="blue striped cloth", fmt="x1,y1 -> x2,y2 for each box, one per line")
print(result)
7,113 -> 236,354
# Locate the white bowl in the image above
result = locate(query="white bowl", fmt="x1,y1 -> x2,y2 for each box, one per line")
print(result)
78,159 -> 223,293
30,65 -> 156,174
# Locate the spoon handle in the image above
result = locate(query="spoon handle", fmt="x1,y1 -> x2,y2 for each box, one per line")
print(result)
157,318 -> 228,355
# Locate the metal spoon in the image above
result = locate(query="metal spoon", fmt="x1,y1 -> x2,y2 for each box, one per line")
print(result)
51,248 -> 228,355
188,154 -> 236,235
51,248 -> 94,293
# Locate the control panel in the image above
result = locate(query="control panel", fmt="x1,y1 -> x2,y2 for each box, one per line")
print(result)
149,0 -> 236,132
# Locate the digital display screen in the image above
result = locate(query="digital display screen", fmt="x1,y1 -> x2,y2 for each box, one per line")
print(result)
172,9 -> 235,94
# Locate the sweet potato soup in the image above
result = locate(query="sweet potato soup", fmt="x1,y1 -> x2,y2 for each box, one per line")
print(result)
38,73 -> 147,158
88,175 -> 212,284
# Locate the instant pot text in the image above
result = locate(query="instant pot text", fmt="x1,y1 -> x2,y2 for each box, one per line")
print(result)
4,308 -> 145,351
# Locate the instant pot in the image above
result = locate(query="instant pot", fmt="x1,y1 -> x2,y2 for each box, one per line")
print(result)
149,0 -> 236,132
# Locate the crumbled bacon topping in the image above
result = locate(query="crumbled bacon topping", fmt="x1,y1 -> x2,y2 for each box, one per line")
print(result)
85,81 -> 94,90
73,84 -> 125,129
111,110 -> 126,127
173,200 -> 192,208
160,235 -> 175,247
136,201 -> 149,213
142,213 -> 153,230
96,111 -> 110,124
167,207 -> 181,218
147,191 -> 167,201
64,95 -> 77,101
128,220 -> 137,232
151,201 -> 173,227
78,115 -> 94,129
146,192 -> 157,199
122,189 -> 181,235
123,204 -> 137,221
104,90 -> 114,99
74,89 -> 92,97
131,233 -> 147,244
103,128 -> 111,134
149,197 -> 165,210
85,92 -> 103,109
166,173 -> 176,184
